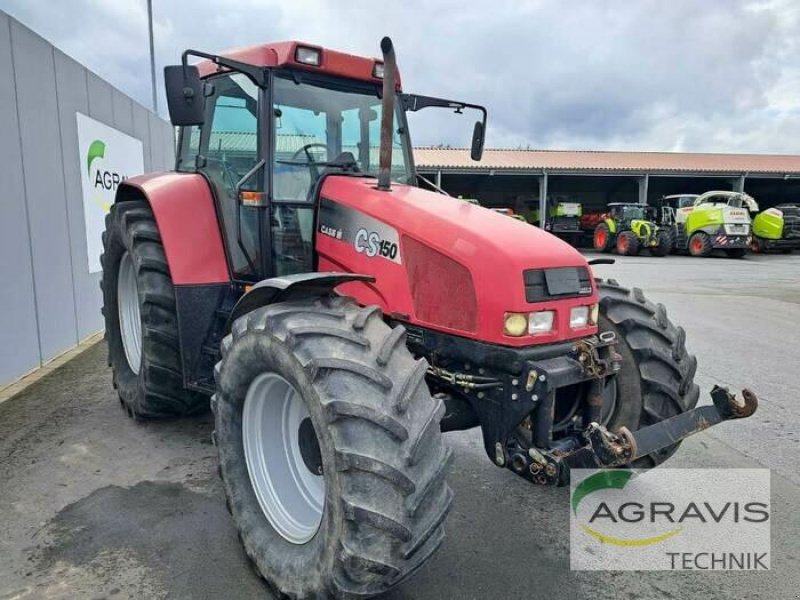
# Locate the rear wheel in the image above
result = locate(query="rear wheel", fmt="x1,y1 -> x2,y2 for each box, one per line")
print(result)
598,280 -> 700,467
213,296 -> 452,598
593,224 -> 612,252
750,237 -> 764,253
101,200 -> 206,418
616,231 -> 640,256
688,231 -> 712,257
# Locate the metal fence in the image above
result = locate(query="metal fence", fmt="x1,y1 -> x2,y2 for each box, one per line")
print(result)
0,11 -> 175,387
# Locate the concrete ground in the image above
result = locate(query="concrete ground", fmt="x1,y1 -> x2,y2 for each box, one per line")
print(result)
1,253 -> 798,600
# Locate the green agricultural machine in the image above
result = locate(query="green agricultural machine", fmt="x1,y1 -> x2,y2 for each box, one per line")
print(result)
662,191 -> 758,258
592,203 -> 671,256
751,204 -> 800,253
543,201 -> 583,244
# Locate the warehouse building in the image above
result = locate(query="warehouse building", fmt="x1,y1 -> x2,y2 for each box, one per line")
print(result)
414,148 -> 800,225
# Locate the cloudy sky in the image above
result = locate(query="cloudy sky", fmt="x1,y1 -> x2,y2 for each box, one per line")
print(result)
2,0 -> 799,153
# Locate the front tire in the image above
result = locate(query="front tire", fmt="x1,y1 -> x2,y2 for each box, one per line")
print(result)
213,296 -> 452,598
650,230 -> 672,257
616,231 -> 640,256
598,280 -> 700,467
101,200 -> 205,418
688,231 -> 712,257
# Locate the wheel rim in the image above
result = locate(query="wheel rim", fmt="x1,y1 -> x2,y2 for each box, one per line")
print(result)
618,236 -> 628,254
243,372 -> 325,544
595,229 -> 606,248
691,237 -> 702,254
117,252 -> 142,374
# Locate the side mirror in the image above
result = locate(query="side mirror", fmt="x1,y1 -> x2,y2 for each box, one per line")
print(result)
164,65 -> 205,126
470,120 -> 485,161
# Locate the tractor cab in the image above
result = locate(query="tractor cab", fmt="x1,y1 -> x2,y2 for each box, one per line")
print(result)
164,42 -> 486,284
607,202 -> 656,225
657,194 -> 699,226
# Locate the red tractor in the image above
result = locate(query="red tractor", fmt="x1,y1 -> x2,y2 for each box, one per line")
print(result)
101,38 -> 756,598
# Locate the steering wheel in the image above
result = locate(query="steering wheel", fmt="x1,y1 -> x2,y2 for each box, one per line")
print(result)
291,143 -> 328,181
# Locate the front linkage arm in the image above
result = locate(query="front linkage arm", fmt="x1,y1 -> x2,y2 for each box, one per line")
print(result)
536,386 -> 758,484
586,386 -> 757,466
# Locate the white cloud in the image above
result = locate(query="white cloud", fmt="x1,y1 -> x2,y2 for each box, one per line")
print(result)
2,0 -> 799,153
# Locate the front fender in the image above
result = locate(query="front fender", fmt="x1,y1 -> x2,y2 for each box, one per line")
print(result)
225,272 -> 376,333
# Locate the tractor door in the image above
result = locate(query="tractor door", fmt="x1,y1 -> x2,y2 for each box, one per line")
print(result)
177,72 -> 263,281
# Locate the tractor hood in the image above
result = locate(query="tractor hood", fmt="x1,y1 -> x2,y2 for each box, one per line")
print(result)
315,176 -> 598,347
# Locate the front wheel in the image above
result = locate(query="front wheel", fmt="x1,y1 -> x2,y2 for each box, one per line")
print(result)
213,296 -> 452,598
650,230 -> 672,257
688,232 -> 712,257
616,231 -> 640,256
598,280 -> 700,467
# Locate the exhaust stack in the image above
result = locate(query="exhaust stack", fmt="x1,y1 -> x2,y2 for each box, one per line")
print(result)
377,36 -> 397,191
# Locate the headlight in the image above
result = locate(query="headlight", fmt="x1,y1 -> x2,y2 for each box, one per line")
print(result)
503,312 -> 528,337
570,306 -> 590,329
529,310 -> 554,335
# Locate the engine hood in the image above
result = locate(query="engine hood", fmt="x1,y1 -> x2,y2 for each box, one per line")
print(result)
315,176 -> 597,347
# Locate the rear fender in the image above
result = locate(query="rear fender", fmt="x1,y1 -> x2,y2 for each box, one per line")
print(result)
115,173 -> 229,285
225,272 -> 375,334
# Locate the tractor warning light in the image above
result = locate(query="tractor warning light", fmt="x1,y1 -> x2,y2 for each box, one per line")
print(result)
295,46 -> 321,66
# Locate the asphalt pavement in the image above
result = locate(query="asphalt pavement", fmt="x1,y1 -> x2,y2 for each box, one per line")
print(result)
0,252 -> 798,599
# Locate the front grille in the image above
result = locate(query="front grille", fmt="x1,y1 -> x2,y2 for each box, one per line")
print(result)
524,267 -> 592,303
785,217 -> 800,237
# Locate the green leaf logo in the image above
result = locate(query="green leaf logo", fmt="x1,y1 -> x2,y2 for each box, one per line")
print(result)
572,470 -> 681,547
572,470 -> 633,515
86,139 -> 106,177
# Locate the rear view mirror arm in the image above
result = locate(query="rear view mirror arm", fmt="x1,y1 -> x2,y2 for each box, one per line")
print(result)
401,93 -> 487,122
401,93 -> 487,161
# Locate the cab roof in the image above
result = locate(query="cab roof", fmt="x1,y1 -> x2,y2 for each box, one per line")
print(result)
195,41 -> 401,88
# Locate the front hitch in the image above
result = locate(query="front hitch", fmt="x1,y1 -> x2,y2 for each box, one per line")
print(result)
525,386 -> 757,485
588,385 -> 757,466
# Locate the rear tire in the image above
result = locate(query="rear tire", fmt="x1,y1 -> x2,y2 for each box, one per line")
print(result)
616,231 -> 640,256
213,296 -> 452,598
101,200 -> 206,418
688,231 -> 712,257
593,224 -> 612,252
598,280 -> 700,467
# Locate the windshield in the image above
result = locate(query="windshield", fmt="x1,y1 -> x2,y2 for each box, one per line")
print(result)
616,205 -> 647,220
272,74 -> 412,201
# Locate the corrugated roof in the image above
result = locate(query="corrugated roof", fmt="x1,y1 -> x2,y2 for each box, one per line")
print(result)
413,147 -> 800,175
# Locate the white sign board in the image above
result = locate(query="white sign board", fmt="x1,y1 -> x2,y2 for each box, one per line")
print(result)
76,113 -> 144,273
